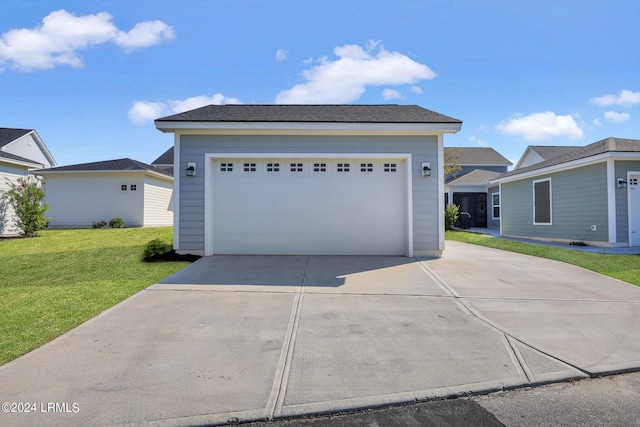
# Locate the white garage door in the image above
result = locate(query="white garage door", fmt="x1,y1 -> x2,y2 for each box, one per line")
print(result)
210,158 -> 408,255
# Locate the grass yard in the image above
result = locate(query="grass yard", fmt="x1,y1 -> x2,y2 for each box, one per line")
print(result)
0,227 -> 191,365
446,230 -> 640,287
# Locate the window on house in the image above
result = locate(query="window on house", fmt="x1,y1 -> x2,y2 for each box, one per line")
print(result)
267,163 -> 280,172
336,163 -> 350,172
220,162 -> 233,172
290,163 -> 303,172
130,184 -> 137,191
360,163 -> 373,172
383,163 -> 397,173
533,179 -> 552,224
243,162 -> 257,172
492,193 -> 500,219
313,163 -> 327,172
121,184 -> 127,191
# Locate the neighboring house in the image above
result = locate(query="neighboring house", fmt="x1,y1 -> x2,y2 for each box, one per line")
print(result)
514,145 -> 581,170
32,158 -> 173,228
151,147 -> 174,176
0,128 -> 56,236
492,137 -> 640,248
444,147 -> 512,228
155,104 -> 462,256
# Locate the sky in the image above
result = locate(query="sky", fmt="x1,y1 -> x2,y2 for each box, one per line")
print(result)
1,0 -> 639,167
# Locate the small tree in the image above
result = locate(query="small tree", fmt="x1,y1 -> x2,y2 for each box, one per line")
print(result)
4,176 -> 49,237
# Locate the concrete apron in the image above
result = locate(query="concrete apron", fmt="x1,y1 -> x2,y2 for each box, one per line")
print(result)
0,242 -> 639,427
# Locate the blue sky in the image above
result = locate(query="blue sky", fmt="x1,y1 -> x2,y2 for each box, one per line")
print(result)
1,0 -> 639,167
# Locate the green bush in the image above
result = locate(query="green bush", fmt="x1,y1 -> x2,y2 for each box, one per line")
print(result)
92,220 -> 107,229
144,238 -> 172,259
3,176 -> 49,237
444,203 -> 460,231
109,217 -> 125,228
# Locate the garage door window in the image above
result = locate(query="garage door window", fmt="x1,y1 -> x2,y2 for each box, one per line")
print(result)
337,163 -> 350,172
360,163 -> 373,172
267,163 -> 280,172
313,163 -> 327,172
243,163 -> 257,172
290,163 -> 303,172
220,162 -> 233,172
384,163 -> 397,173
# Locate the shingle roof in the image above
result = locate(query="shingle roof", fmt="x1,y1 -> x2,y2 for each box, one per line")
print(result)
155,104 -> 462,124
152,147 -> 173,165
33,158 -> 172,177
0,127 -> 33,148
529,145 -> 582,160
0,151 -> 42,166
446,169 -> 503,185
498,137 -> 640,179
445,147 -> 512,165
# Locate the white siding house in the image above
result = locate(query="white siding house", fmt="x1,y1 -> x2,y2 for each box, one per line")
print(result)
33,158 -> 173,228
0,128 -> 56,236
155,104 -> 462,257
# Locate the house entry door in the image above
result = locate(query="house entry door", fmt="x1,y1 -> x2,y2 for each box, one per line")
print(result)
629,174 -> 640,246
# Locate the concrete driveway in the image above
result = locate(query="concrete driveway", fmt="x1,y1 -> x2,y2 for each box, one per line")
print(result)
1,241 -> 640,426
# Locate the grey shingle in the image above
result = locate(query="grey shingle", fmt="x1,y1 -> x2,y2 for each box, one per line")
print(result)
445,147 -> 512,166
529,145 -> 582,161
446,169 -> 503,185
33,158 -> 172,177
0,128 -> 33,148
152,147 -> 174,165
155,104 -> 462,124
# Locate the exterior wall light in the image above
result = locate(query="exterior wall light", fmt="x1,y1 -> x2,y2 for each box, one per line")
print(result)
186,162 -> 196,177
617,178 -> 627,188
421,162 -> 431,177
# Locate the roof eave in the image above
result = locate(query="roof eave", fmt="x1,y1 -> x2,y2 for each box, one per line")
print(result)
155,121 -> 462,135
31,169 -> 173,181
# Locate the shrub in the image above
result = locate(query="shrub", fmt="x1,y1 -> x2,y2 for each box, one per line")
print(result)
92,220 -> 107,229
3,176 -> 49,237
444,203 -> 460,231
109,217 -> 125,228
144,238 -> 172,259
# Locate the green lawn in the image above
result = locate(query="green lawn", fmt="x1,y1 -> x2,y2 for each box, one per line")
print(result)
0,228 -> 191,365
446,230 -> 640,287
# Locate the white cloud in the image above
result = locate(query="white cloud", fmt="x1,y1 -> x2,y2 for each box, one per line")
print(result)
409,86 -> 422,94
275,41 -> 437,104
604,111 -> 631,124
128,94 -> 242,125
591,90 -> 640,108
302,56 -> 313,64
382,88 -> 403,100
0,9 -> 174,72
275,48 -> 288,61
593,118 -> 602,126
496,112 -> 583,141
469,136 -> 488,147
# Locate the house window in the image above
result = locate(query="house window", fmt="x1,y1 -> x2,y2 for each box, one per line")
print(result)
290,163 -> 303,172
383,163 -> 397,173
492,193 -> 500,219
337,163 -> 350,172
313,163 -> 327,172
360,163 -> 373,172
220,162 -> 233,172
267,163 -> 280,172
130,184 -> 137,191
243,162 -> 257,172
121,184 -> 127,191
533,179 -> 552,225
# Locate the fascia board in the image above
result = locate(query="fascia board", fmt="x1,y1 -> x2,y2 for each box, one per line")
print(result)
32,169 -> 173,182
155,121 -> 462,134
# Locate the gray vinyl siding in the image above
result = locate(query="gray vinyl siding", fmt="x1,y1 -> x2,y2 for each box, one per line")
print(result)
501,162 -> 608,242
178,134 -> 439,253
615,160 -> 640,243
487,185 -> 500,229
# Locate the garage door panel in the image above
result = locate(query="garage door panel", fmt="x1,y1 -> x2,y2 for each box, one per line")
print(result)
211,158 -> 407,255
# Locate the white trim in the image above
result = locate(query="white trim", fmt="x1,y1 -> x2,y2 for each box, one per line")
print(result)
2,157 -> 43,169
156,121 -> 462,134
628,171 -> 640,247
532,178 -> 552,225
437,135 -> 445,252
32,169 -> 173,182
498,182 -> 504,236
491,191 -> 501,220
492,152 -> 640,184
607,159 -> 617,244
204,152 -> 413,257
173,134 -> 181,251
